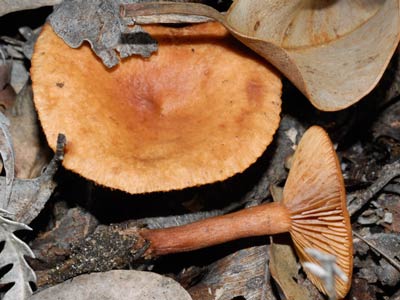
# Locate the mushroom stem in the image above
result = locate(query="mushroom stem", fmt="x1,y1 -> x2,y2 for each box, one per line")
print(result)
120,2 -> 225,24
141,202 -> 291,256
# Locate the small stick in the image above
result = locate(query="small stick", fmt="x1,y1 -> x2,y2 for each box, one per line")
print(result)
353,231 -> 400,272
347,159 -> 400,215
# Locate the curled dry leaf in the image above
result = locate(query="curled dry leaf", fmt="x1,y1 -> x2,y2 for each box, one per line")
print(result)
5,134 -> 65,224
31,270 -> 192,300
226,0 -> 400,111
122,0 -> 400,111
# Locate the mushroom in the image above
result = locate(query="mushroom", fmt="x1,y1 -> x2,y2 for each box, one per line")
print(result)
139,126 -> 353,298
31,22 -> 282,194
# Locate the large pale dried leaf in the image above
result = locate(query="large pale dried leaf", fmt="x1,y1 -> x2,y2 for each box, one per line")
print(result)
30,270 -> 192,300
0,215 -> 36,300
225,0 -> 400,111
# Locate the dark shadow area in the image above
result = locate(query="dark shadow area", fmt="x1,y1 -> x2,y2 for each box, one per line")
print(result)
0,7 -> 52,36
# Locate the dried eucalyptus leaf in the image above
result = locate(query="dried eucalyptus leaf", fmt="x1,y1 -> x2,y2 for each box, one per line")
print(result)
31,270 -> 192,300
225,0 -> 400,111
269,237 -> 314,300
10,61 -> 29,94
0,215 -> 36,300
5,134 -> 65,224
5,83 -> 51,179
49,0 -> 157,68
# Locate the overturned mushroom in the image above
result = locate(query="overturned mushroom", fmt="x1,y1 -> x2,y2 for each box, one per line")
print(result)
139,126 -> 353,298
31,22 -> 282,194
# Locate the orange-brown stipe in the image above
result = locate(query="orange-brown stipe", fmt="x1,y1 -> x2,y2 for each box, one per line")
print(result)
141,202 -> 291,255
141,126 -> 353,299
31,22 -> 282,194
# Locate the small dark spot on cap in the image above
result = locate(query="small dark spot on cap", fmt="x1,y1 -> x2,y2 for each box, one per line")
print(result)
253,21 -> 260,31
191,48 -> 195,53
56,82 -> 64,88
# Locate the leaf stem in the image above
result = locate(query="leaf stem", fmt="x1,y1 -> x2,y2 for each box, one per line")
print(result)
120,2 -> 226,25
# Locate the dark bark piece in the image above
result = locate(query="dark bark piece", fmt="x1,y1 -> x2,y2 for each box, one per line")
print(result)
36,224 -> 147,288
30,207 -> 99,270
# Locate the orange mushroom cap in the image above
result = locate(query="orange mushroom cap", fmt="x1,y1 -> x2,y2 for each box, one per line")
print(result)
31,22 -> 282,194
283,126 -> 353,298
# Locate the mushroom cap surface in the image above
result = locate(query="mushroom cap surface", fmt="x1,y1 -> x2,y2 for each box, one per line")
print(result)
283,126 -> 353,298
31,22 -> 281,194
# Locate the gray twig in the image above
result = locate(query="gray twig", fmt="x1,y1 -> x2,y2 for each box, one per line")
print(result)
353,231 -> 400,272
347,159 -> 400,215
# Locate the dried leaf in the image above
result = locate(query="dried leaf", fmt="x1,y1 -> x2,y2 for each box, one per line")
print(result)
10,60 -> 29,94
5,83 -> 51,179
0,57 -> 16,114
5,134 -> 65,224
49,0 -> 157,68
269,237 -> 314,300
226,0 -> 400,111
0,214 -> 36,300
31,270 -> 192,300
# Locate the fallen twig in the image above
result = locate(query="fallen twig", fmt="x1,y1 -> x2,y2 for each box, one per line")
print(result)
347,159 -> 400,215
353,231 -> 400,272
